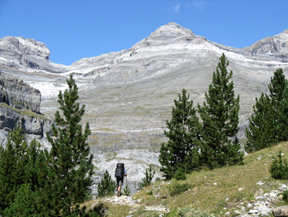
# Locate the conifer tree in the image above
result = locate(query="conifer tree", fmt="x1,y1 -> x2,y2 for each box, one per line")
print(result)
97,170 -> 116,197
159,89 -> 201,179
38,74 -> 94,216
0,122 -> 29,212
198,53 -> 243,169
268,68 -> 288,142
246,68 -> 288,152
245,93 -> 276,152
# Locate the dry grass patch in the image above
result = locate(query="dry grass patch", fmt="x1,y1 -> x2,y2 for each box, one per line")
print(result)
133,142 -> 288,215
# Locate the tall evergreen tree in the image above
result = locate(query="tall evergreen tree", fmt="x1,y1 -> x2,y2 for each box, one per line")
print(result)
38,74 -> 94,216
198,53 -> 243,169
245,93 -> 276,152
268,68 -> 288,142
246,68 -> 288,152
0,122 -> 29,212
159,89 -> 201,179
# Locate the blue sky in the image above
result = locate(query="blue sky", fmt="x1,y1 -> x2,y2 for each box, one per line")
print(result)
1,0 -> 287,65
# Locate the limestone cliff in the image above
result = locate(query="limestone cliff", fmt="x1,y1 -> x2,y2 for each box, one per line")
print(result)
0,71 -> 41,113
0,71 -> 52,148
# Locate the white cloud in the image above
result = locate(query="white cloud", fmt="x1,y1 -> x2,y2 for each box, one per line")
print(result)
188,0 -> 206,10
173,3 -> 180,14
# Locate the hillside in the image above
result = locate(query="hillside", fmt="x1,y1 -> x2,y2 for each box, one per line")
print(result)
85,142 -> 288,217
1,22 -> 288,190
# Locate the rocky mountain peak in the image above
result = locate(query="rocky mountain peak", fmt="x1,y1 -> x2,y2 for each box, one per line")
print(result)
151,22 -> 194,38
243,30 -> 288,60
0,36 -> 50,61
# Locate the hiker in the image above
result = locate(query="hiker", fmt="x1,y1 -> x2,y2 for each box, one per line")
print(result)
115,163 -> 127,196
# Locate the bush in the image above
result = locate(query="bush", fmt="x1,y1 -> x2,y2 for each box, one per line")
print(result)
168,181 -> 192,196
139,165 -> 155,188
123,185 -> 131,196
174,168 -> 187,180
283,190 -> 288,203
269,151 -> 288,179
97,170 -> 116,197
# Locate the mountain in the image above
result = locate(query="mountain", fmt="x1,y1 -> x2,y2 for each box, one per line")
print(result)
243,29 -> 288,59
1,23 -> 288,192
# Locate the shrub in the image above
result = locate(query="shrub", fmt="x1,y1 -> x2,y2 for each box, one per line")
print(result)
123,185 -> 131,196
283,190 -> 288,203
97,170 -> 116,197
269,151 -> 288,179
174,168 -> 187,180
139,165 -> 155,188
168,181 -> 192,196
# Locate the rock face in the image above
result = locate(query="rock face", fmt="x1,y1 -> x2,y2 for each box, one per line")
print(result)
0,71 -> 41,112
0,36 -> 67,73
1,22 -> 288,187
0,72 -> 52,148
244,30 -> 288,61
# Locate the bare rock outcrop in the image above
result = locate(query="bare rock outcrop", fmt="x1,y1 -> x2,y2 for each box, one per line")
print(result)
273,206 -> 288,217
244,30 -> 288,61
0,71 -> 41,113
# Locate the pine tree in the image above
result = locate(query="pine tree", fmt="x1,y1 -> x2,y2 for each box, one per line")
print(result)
278,88 -> 288,141
198,53 -> 243,169
38,74 -> 94,216
97,170 -> 116,197
139,165 -> 156,187
246,68 -> 288,152
245,93 -> 276,152
159,89 -> 201,179
0,122 -> 29,212
268,68 -> 288,142
3,183 -> 38,217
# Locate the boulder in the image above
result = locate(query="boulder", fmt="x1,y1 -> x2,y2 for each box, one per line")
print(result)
272,206 -> 288,217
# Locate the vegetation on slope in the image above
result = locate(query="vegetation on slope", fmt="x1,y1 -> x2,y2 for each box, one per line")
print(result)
88,142 -> 288,216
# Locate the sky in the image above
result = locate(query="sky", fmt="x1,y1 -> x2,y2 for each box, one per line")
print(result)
0,0 -> 288,66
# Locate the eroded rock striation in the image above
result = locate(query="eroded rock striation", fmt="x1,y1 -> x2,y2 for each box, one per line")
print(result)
244,30 -> 288,61
0,72 -> 52,148
0,71 -> 41,112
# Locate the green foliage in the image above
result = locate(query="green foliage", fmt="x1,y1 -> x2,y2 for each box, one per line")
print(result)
282,190 -> 288,203
178,206 -> 214,217
38,74 -> 94,215
0,75 -> 99,216
139,165 -> 156,188
269,151 -> 288,180
3,183 -> 38,217
123,184 -> 131,196
245,93 -> 276,152
174,168 -> 187,180
168,181 -> 192,197
246,68 -> 288,152
198,53 -> 243,169
97,170 -> 116,197
0,122 -> 29,212
159,89 -> 201,179
147,190 -> 153,195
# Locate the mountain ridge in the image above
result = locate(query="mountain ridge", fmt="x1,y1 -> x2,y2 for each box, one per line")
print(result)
1,23 -> 288,191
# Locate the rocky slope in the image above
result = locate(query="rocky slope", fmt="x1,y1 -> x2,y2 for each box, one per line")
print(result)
0,23 -> 288,193
0,71 -> 52,148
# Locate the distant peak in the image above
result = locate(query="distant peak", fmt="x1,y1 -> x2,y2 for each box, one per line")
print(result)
152,22 -> 194,37
283,30 -> 288,34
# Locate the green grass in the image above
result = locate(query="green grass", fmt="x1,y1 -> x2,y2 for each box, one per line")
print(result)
0,102 -> 49,120
87,141 -> 288,216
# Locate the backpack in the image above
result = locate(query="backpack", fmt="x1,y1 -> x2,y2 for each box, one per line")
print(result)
115,163 -> 124,178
